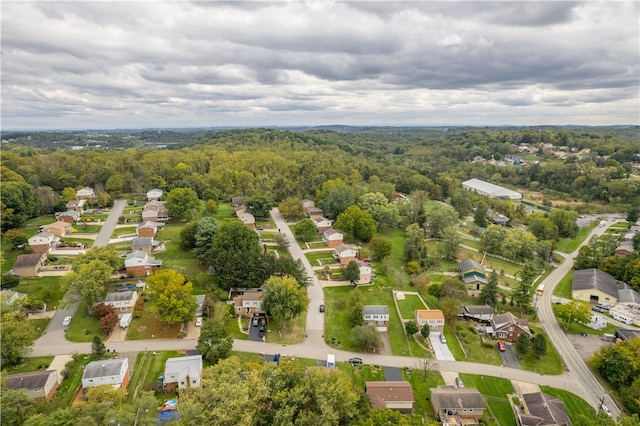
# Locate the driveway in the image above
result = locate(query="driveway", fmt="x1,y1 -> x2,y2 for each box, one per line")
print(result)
499,343 -> 521,369
429,334 -> 455,361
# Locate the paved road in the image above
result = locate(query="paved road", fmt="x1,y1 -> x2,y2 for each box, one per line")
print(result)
270,208 -> 327,347
36,199 -> 128,345
537,220 -> 623,416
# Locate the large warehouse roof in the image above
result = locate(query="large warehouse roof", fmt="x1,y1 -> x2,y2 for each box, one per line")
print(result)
462,179 -> 522,200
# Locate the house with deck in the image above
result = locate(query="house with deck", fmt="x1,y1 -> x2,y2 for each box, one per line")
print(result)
490,312 -> 531,342
431,386 -> 486,423
333,244 -> 358,265
365,381 -> 415,414
322,229 -> 344,247
104,290 -> 139,313
11,253 -> 47,277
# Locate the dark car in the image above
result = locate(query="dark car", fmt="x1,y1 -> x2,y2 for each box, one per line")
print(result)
319,304 -> 325,313
259,325 -> 265,336
348,357 -> 363,365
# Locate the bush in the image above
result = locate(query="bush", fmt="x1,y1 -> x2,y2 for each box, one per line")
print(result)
405,320 -> 418,335
406,261 -> 421,275
94,303 -> 116,319
99,311 -> 118,335
1,273 -> 21,289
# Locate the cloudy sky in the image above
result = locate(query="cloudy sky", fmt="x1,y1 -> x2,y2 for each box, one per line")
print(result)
2,1 -> 638,130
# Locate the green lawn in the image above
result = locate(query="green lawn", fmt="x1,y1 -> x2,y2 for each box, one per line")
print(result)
3,356 -> 54,374
265,311 -> 307,344
553,270 -> 573,299
454,322 -> 502,365
459,374 -> 516,426
403,369 -> 445,419
127,351 -> 180,399
22,216 -> 59,238
557,222 -> 598,254
337,363 -> 385,389
30,318 -> 51,339
304,250 -> 336,266
13,276 -> 66,309
154,222 -> 206,281
66,303 -> 102,342
397,294 -> 428,319
72,224 -> 102,234
519,328 -> 563,375
214,204 -> 234,220
112,226 -> 137,236
443,325 -> 466,360
126,307 -> 181,340
540,386 -> 596,423
49,354 -> 94,406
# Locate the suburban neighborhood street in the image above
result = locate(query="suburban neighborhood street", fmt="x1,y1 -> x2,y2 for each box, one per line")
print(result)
28,206 -> 627,415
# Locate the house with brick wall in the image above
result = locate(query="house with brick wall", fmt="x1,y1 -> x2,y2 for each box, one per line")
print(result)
124,251 -> 162,277
28,232 -> 57,253
82,358 -> 129,390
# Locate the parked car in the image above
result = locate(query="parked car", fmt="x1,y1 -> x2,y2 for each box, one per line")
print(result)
252,317 -> 259,326
195,317 -> 203,327
361,258 -> 371,263
319,304 -> 325,313
455,377 -> 464,388
498,341 -> 506,352
62,316 -> 72,327
348,357 -> 363,365
439,334 -> 447,344
259,325 -> 265,336
257,226 -> 264,230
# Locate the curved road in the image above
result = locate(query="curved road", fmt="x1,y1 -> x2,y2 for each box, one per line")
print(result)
538,220 -> 623,416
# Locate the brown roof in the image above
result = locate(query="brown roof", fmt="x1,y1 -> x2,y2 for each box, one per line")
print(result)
431,386 -> 486,410
416,309 -> 444,320
6,370 -> 56,391
13,253 -> 46,268
365,381 -> 414,409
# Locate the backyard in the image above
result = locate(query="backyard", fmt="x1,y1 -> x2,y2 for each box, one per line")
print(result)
127,350 -> 181,400
459,374 -> 516,426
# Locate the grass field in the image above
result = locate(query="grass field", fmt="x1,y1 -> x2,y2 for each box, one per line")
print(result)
3,356 -> 54,374
454,322 -> 502,365
337,363 -> 385,389
127,351 -> 180,399
397,294 -> 428,319
403,369 -> 445,419
127,307 -> 181,340
557,222 -> 598,253
553,270 -> 573,299
72,224 -> 102,234
50,354 -> 94,406
540,385 -> 596,422
519,327 -> 563,375
30,318 -> 51,339
154,222 -> 206,281
13,275 -> 66,308
265,311 -> 306,344
112,226 -> 137,236
66,303 -> 102,342
304,250 -> 336,266
459,373 -> 516,426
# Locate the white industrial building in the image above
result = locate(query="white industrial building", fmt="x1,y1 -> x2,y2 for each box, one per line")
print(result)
462,179 -> 522,200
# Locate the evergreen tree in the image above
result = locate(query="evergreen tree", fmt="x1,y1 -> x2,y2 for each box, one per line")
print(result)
91,335 -> 107,359
479,270 -> 499,306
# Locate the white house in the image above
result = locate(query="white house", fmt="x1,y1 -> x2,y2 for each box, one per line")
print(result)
28,232 -> 57,253
313,217 -> 333,233
124,251 -> 163,277
333,244 -> 359,265
147,188 -> 163,201
363,305 -> 389,332
322,229 -> 344,248
76,187 -> 95,199
358,262 -> 372,285
1,289 -> 27,306
163,355 -> 203,392
82,358 -> 129,390
233,291 -> 264,315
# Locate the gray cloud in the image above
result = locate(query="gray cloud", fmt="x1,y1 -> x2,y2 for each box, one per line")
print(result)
1,1 -> 638,129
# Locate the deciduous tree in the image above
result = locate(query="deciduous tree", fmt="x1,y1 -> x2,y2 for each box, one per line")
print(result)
62,259 -> 112,314
165,187 -> 199,220
209,219 -> 262,289
404,223 -> 428,265
351,325 -> 380,352
554,300 -> 592,328
278,197 -> 305,221
531,333 -> 547,358
426,206 -> 459,238
147,269 -> 196,326
262,276 -> 309,328
438,225 -> 462,260
368,235 -> 392,260
292,218 -> 317,241
334,205 -> 376,242
343,260 -> 361,286
0,310 -> 37,366
197,320 -> 233,365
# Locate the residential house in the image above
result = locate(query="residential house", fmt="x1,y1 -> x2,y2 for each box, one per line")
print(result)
571,268 -> 640,307
11,253 -> 47,277
147,188 -> 163,201
302,199 -> 315,210
313,217 -> 333,233
42,221 -> 72,237
55,210 -> 81,223
430,386 -> 486,423
76,187 -> 95,199
163,355 -> 203,392
322,229 -> 343,247
28,232 -> 56,253
136,221 -> 159,238
489,211 -> 510,226
363,305 -> 389,332
231,196 -> 245,207
6,370 -> 59,401
415,309 -> 445,332
622,232 -> 636,242
490,312 -> 531,342
358,261 -> 372,285
460,305 -> 494,322
333,244 -> 358,265
124,251 -> 162,277
518,392 -> 572,426
305,206 -> 324,218
365,381 -> 415,414
82,358 -> 129,390
458,259 -> 488,293
615,244 -> 634,256
1,289 -> 26,305
233,291 -> 264,315
65,199 -> 86,213
131,237 -> 154,254
142,201 -> 170,222
104,290 -> 139,313
239,212 -> 256,229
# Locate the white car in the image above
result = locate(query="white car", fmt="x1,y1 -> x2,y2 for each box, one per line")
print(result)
195,317 -> 203,327
62,316 -> 72,327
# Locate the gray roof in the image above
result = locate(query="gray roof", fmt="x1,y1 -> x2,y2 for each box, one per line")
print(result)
458,259 -> 486,274
105,291 -> 136,302
617,283 -> 640,304
492,312 -> 529,332
522,392 -> 572,426
461,305 -> 494,316
572,269 -> 619,298
615,329 -> 640,341
13,253 -> 45,268
363,305 -> 389,315
6,370 -> 56,391
83,359 -> 126,379
431,386 -> 486,410
131,237 -> 153,249
164,355 -> 202,382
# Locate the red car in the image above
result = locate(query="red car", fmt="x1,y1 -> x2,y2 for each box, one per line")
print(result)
361,258 -> 371,263
498,341 -> 506,352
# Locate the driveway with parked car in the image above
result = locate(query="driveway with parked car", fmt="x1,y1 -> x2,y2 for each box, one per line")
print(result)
499,343 -> 521,369
429,333 -> 455,361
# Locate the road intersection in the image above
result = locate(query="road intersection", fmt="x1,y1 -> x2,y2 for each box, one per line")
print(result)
31,206 -> 626,416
